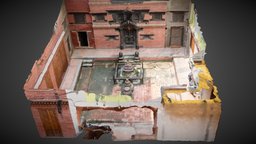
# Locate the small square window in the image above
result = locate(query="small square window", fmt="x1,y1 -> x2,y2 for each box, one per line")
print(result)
74,13 -> 86,24
94,14 -> 106,22
172,12 -> 184,22
151,13 -> 163,21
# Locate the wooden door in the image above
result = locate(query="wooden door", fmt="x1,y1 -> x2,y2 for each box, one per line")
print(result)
38,108 -> 63,137
170,27 -> 183,48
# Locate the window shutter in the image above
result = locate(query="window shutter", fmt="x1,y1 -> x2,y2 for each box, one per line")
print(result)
87,31 -> 95,48
71,31 -> 79,47
38,108 -> 63,137
170,27 -> 183,47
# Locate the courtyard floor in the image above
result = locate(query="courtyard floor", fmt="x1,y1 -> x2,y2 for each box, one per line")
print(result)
74,61 -> 178,103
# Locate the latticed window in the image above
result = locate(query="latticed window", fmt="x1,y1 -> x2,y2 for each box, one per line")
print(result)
111,12 -> 124,23
132,11 -> 146,23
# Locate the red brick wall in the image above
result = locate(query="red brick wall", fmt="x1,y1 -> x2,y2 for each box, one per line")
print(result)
65,0 -> 96,48
67,14 -> 93,25
93,28 -> 120,48
93,25 -> 166,48
89,1 -> 167,48
65,0 -> 167,49
89,1 -> 167,13
68,21 -> 93,31
31,104 -> 76,138
138,26 -> 166,48
65,0 -> 90,13
24,89 -> 67,101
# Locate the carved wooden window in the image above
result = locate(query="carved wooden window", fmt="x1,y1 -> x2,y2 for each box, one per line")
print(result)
74,13 -> 86,24
110,10 -> 148,24
111,12 -> 124,23
172,12 -> 184,22
170,27 -> 184,47
132,11 -> 147,23
132,13 -> 140,22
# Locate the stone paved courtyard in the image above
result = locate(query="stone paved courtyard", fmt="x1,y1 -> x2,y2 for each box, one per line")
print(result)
75,61 -> 178,102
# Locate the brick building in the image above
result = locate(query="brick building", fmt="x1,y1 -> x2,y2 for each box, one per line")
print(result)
23,0 -> 221,141
66,0 -> 190,50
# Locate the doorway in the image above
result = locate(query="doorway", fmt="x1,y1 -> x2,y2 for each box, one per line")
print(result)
78,32 -> 89,47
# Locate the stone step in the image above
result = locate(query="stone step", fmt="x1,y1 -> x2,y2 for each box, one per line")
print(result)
82,63 -> 93,67
82,59 -> 94,63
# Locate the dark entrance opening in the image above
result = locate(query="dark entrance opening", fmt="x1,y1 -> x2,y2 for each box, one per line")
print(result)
78,32 -> 89,47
